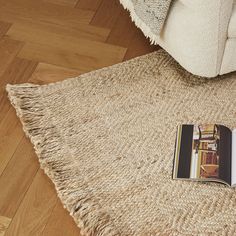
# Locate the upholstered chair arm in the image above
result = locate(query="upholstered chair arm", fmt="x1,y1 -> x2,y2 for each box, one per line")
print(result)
159,0 -> 234,77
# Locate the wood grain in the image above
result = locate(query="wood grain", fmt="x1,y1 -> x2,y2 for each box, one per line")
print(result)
0,57 -> 37,122
18,41 -> 126,72
0,0 -> 160,235
0,136 -> 39,218
90,0 -> 123,29
7,24 -> 125,58
0,37 -> 23,78
0,108 -> 24,176
0,0 -> 94,27
124,27 -> 159,60
0,21 -> 11,38
7,24 -> 124,61
29,63 -> 82,84
106,9 -> 137,48
43,0 -> 78,7
5,18 -> 110,42
42,200 -> 80,236
0,215 -> 11,236
76,0 -> 103,11
5,169 -> 58,236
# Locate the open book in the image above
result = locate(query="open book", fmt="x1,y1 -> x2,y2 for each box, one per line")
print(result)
173,124 -> 236,187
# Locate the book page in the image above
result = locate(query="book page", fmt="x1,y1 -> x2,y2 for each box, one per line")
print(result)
231,129 -> 236,186
173,124 -> 231,186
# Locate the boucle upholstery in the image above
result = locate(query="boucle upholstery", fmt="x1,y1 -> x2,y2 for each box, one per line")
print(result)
228,2 -> 236,38
120,0 -> 236,77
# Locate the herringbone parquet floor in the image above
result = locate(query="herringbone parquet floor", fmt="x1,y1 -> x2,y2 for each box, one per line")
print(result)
0,0 -> 160,235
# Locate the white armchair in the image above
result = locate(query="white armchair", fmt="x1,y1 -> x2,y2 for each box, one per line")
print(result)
121,0 -> 236,77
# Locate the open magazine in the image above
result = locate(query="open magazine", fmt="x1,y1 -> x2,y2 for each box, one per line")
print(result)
173,124 -> 236,187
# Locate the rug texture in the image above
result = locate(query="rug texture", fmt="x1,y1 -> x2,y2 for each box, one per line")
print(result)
6,50 -> 236,236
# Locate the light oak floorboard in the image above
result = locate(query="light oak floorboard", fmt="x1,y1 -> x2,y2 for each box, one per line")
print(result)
90,0 -> 123,29
106,9 -> 137,48
18,41 -> 126,72
0,216 -> 11,236
0,137 -> 39,218
124,27 -> 159,60
76,0 -> 103,11
1,17 -> 110,43
42,200 -> 80,236
43,0 -> 78,7
0,21 -> 11,38
0,37 -> 23,78
5,169 -> 58,236
0,57 -> 37,122
0,0 -> 94,27
29,63 -> 82,84
7,25 -> 125,62
0,108 -> 25,176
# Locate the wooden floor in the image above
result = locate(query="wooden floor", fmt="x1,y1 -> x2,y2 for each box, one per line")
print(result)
0,0 -> 159,235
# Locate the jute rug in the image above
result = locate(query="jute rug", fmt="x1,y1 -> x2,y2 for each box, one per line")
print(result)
6,50 -> 236,236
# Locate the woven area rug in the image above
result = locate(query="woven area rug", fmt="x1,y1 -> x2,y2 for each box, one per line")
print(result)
6,50 -> 236,236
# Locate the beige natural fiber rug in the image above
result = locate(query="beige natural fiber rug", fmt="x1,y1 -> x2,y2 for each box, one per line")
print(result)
6,50 -> 236,236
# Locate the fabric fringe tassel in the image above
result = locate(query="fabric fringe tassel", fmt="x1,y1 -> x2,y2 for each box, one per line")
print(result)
6,83 -> 120,236
119,0 -> 160,45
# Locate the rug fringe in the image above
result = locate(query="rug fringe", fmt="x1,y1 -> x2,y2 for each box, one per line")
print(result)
6,83 -> 120,236
119,0 -> 159,45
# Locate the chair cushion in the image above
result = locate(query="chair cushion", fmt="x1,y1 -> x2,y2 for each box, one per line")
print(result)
228,1 -> 236,38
